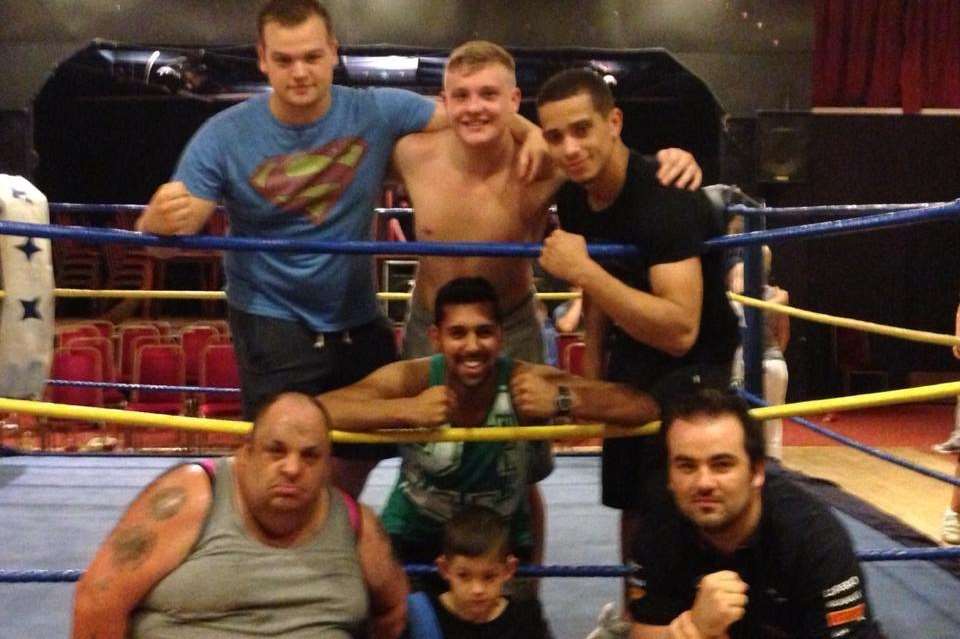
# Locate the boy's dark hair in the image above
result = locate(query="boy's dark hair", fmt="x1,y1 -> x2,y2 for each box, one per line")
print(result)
659,389 -> 765,466
433,277 -> 502,326
258,0 -> 334,41
536,67 -> 615,115
442,505 -> 512,559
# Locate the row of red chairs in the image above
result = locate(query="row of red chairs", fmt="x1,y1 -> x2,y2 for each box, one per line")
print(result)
57,320 -> 230,385
46,341 -> 241,450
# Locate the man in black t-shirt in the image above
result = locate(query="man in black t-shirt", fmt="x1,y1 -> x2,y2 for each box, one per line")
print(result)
534,68 -> 739,565
626,390 -> 880,638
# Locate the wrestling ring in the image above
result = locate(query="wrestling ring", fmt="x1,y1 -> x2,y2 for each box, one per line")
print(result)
2,181 -> 960,636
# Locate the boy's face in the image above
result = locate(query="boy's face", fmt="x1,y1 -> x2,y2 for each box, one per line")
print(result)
437,551 -> 517,622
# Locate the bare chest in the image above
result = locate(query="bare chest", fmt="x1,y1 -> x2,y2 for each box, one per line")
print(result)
409,170 -> 537,243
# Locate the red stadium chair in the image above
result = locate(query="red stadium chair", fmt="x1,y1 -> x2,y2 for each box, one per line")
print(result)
70,336 -> 125,407
198,343 -> 242,419
179,325 -> 218,385
556,333 -> 583,369
127,344 -> 186,414
126,343 -> 187,449
562,341 -> 586,376
117,324 -> 161,382
42,346 -> 104,450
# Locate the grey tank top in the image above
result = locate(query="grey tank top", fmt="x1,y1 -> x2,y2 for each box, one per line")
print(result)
130,458 -> 369,638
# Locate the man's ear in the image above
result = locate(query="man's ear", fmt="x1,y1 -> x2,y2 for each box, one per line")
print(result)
428,324 -> 441,352
504,554 -> 519,579
607,107 -> 624,137
257,42 -> 267,76
752,459 -> 766,490
436,555 -> 450,580
510,87 -> 522,112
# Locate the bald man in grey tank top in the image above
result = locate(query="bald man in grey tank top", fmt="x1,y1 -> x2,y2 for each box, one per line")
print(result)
72,393 -> 408,639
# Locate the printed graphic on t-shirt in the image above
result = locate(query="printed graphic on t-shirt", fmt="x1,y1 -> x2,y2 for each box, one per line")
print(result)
249,137 -> 368,224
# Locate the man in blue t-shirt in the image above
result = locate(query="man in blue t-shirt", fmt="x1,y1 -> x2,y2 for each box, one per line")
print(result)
136,0 -> 447,495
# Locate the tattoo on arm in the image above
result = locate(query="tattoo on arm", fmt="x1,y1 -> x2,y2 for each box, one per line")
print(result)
149,486 -> 186,521
110,525 -> 158,569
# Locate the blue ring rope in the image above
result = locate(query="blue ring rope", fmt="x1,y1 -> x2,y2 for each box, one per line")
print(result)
711,199 -> 960,249
47,379 -> 239,394
4,548 -> 959,583
730,202 -> 950,218
4,199 -> 960,257
50,201 -> 950,220
48,203 -> 413,218
0,220 -> 638,258
739,390 -> 960,489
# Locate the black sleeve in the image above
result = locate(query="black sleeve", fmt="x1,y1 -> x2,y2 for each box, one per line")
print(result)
643,190 -> 713,266
627,522 -> 692,626
793,510 -> 880,638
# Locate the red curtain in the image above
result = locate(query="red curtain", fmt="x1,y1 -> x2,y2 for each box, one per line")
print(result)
814,0 -> 960,112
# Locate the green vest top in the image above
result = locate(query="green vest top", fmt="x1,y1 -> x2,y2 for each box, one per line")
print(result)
381,355 -> 533,548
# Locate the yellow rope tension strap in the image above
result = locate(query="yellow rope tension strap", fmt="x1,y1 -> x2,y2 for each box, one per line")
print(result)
0,397 -> 656,443
0,290 -> 582,302
729,292 -> 960,348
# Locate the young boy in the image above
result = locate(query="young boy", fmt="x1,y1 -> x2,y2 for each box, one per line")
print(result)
428,505 -> 552,638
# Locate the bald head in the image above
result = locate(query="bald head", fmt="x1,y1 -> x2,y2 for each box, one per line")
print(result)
250,392 -> 331,449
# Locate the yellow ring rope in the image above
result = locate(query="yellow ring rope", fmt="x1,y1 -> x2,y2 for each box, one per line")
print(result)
3,380 -> 960,442
729,291 -> 960,347
0,289 -> 582,302
0,397 -> 656,443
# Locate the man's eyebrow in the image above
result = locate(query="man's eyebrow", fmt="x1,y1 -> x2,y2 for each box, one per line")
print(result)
708,453 -> 739,463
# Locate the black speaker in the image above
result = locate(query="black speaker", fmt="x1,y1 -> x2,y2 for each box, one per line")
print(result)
757,111 -> 809,184
0,109 -> 35,177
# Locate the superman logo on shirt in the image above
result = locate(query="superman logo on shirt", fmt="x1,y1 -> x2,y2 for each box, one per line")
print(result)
249,137 -> 368,224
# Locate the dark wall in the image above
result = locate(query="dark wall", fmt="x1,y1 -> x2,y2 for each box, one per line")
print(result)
755,115 -> 960,398
1,0 -> 811,115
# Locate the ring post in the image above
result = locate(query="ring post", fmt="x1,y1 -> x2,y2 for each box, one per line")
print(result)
743,208 -> 766,396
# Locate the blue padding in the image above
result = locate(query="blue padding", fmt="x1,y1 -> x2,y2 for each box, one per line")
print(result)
407,591 -> 442,639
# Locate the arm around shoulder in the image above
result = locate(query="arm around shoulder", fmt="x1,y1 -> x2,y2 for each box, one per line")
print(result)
357,505 -> 408,639
72,463 -> 212,639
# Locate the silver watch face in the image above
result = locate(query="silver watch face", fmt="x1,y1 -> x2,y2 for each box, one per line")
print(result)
556,386 -> 572,413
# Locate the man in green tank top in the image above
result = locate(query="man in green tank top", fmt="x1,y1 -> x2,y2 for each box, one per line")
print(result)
73,392 -> 408,639
320,277 -> 659,590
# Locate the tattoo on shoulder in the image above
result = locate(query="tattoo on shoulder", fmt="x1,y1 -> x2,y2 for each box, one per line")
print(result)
150,486 -> 187,521
110,525 -> 158,569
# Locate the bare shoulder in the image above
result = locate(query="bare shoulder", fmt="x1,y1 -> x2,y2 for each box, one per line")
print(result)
117,463 -> 213,542
74,462 -> 214,615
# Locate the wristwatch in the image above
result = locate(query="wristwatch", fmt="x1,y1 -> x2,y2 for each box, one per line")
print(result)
554,385 -> 573,422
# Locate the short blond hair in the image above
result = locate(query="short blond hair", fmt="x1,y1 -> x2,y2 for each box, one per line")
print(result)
446,40 -> 516,80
